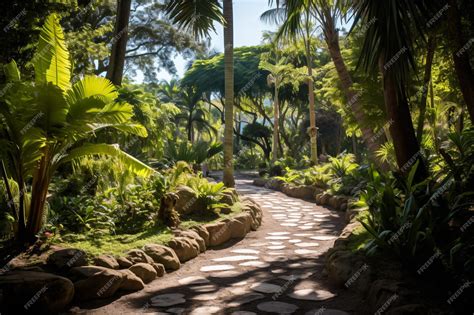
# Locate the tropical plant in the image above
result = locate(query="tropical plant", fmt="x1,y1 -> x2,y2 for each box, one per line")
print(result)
164,0 -> 235,187
186,177 -> 228,213
0,14 -> 154,241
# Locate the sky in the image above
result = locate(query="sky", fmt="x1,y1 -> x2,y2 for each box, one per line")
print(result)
153,0 -> 278,82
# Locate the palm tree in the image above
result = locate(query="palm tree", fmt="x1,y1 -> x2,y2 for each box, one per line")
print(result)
352,0 -> 430,178
261,2 -> 318,164
164,0 -> 235,187
269,0 -> 387,169
0,14 -> 153,241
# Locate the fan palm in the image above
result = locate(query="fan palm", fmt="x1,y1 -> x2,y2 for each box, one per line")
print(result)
164,0 -> 235,187
0,14 -> 153,241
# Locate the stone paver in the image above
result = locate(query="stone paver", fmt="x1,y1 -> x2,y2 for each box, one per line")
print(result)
69,177 -> 357,315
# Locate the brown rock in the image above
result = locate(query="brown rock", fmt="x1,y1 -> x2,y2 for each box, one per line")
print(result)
74,269 -> 124,301
117,269 -> 145,291
191,225 -> 210,246
116,256 -> 133,269
47,248 -> 87,271
94,255 -> 119,269
167,237 -> 200,263
142,244 -> 181,271
174,185 -> 206,214
125,249 -> 154,264
0,271 -> 74,313
174,230 -> 206,252
220,207 -> 232,214
205,221 -> 232,246
129,263 -> 157,284
253,178 -> 269,187
151,263 -> 165,277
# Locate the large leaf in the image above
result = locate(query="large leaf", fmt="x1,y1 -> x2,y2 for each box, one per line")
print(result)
60,143 -> 155,177
3,60 -> 20,82
34,13 -> 71,91
66,76 -> 118,109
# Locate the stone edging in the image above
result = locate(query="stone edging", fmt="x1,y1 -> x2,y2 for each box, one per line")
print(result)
0,198 -> 263,313
253,177 -> 351,212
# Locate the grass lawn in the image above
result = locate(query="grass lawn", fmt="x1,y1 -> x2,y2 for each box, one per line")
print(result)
53,202 -> 243,257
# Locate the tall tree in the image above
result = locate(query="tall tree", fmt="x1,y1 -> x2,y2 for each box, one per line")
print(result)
353,0 -> 430,178
164,0 -> 235,186
269,0 -> 387,168
222,0 -> 235,187
262,3 -> 318,163
106,0 -> 132,85
446,0 -> 474,123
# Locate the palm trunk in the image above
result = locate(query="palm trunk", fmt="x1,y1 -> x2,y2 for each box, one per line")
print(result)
305,40 -> 318,164
380,59 -> 428,179
272,83 -> 279,162
322,12 -> 387,170
447,0 -> 474,123
223,0 -> 235,187
106,0 -> 132,86
416,36 -> 436,141
25,155 -> 51,241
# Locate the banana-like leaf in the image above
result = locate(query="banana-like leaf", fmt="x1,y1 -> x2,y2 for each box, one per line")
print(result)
34,13 -> 71,91
3,60 -> 20,82
61,143 -> 155,177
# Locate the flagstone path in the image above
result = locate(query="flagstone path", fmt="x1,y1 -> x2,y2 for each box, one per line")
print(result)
70,178 -> 360,314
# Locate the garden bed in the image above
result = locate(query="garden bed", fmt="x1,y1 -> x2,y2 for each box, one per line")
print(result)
0,197 -> 263,314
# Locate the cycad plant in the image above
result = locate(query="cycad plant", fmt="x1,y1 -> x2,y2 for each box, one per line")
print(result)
0,14 -> 153,242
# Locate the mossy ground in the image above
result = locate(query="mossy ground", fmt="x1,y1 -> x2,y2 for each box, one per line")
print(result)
52,201 -> 243,257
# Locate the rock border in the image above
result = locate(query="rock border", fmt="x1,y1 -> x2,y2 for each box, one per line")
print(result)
0,198 -> 263,313
253,178 -> 351,212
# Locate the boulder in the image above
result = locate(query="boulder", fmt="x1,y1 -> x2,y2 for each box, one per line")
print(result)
70,266 -> 111,279
167,237 -> 200,263
0,271 -> 74,313
143,244 -> 181,271
320,193 -> 331,206
129,263 -> 157,284
174,185 -> 206,214
221,188 -> 238,206
315,193 -> 323,204
242,200 -> 263,230
117,269 -> 145,291
282,184 -> 316,200
191,225 -> 210,247
47,248 -> 87,271
265,178 -> 285,191
116,256 -> 133,269
125,249 -> 154,265
253,178 -> 269,187
229,212 -> 253,238
151,263 -> 165,277
94,255 -> 119,269
205,221 -> 232,246
74,268 -> 124,301
228,218 -> 247,239
325,250 -> 370,293
173,230 -> 206,252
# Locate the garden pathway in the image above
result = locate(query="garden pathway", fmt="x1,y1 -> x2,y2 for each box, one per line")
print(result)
71,177 -> 360,314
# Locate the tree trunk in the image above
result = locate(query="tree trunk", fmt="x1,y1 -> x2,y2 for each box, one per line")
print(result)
25,155 -> 51,242
223,0 -> 235,187
323,12 -> 387,170
380,58 -> 428,179
416,36 -> 436,141
106,0 -> 132,86
272,83 -> 279,162
305,40 -> 318,164
447,0 -> 474,123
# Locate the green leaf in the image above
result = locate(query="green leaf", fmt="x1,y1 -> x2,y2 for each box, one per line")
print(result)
3,60 -> 20,82
34,13 -> 71,91
61,143 -> 155,177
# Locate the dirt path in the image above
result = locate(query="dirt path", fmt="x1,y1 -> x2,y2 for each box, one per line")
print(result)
70,178 -> 360,315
